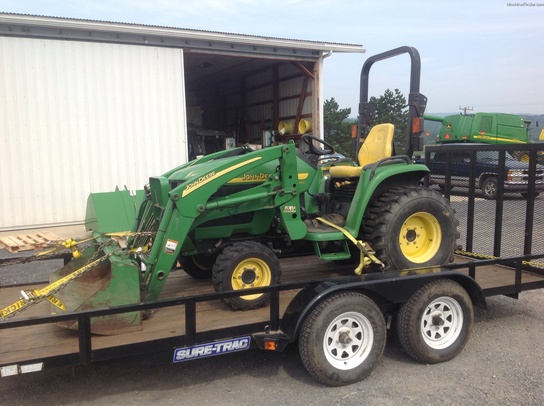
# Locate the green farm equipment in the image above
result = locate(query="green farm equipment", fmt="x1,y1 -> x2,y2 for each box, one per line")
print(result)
425,112 -> 544,162
16,47 -> 459,335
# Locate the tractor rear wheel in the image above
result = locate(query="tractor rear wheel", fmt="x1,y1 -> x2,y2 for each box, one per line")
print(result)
362,186 -> 459,270
212,241 -> 281,310
396,279 -> 474,364
298,291 -> 386,386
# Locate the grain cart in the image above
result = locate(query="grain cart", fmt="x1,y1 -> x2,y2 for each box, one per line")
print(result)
2,47 -> 458,336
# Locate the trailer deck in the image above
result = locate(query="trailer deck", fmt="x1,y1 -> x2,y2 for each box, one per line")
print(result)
2,254 -> 544,369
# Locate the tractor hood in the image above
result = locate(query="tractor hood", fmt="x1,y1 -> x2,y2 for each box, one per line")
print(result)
167,154 -> 280,186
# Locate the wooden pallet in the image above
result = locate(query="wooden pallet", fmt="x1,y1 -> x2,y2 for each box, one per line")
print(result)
0,232 -> 64,253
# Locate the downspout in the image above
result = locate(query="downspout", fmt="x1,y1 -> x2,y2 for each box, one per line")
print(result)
314,51 -> 332,140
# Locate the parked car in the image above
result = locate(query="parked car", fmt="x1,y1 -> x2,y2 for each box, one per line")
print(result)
421,145 -> 544,199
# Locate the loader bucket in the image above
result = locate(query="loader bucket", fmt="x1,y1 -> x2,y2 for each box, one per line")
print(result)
50,245 -> 142,335
85,188 -> 145,233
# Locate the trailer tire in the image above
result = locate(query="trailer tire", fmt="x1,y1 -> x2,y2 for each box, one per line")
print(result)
212,241 -> 281,310
298,291 -> 386,386
396,279 -> 473,364
362,186 -> 459,270
181,254 -> 215,279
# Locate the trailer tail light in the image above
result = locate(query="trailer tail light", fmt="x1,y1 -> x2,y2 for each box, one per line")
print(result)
263,339 -> 278,351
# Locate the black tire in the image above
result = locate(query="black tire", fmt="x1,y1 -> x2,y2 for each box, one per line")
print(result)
212,241 -> 281,310
396,279 -> 474,364
298,291 -> 386,386
481,176 -> 497,199
362,186 -> 459,271
181,254 -> 216,279
437,184 -> 452,194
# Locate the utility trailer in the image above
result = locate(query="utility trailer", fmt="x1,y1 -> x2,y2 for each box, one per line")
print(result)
2,165 -> 544,386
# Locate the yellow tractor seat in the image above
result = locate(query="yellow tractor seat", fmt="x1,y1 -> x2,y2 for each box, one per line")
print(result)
329,123 -> 395,178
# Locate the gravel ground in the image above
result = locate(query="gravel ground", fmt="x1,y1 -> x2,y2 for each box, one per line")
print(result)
1,290 -> 543,405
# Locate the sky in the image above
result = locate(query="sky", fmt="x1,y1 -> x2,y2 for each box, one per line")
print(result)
1,0 -> 543,116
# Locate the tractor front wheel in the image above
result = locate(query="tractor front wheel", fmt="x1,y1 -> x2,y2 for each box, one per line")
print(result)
212,241 -> 281,310
362,186 -> 459,270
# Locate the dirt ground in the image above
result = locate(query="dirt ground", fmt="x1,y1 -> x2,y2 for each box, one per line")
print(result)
1,290 -> 543,406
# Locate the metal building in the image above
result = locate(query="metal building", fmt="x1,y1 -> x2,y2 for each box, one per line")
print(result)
0,13 -> 364,230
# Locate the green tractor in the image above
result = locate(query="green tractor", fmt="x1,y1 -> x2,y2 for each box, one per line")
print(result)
49,47 -> 459,334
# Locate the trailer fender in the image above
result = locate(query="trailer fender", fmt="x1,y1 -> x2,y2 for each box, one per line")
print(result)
280,270 -> 485,342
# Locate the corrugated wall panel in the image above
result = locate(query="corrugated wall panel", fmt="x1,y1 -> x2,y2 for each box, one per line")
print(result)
0,37 -> 187,230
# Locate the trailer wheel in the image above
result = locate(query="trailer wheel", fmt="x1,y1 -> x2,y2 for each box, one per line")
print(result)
298,291 -> 386,386
362,186 -> 459,270
181,254 -> 215,279
481,177 -> 498,199
212,241 -> 281,310
396,279 -> 473,364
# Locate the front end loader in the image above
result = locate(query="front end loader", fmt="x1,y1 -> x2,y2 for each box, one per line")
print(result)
2,47 -> 459,335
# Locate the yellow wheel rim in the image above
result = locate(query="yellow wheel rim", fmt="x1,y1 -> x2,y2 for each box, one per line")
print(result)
399,212 -> 442,263
231,257 -> 272,300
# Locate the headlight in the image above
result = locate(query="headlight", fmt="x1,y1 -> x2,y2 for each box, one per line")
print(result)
507,170 -> 524,182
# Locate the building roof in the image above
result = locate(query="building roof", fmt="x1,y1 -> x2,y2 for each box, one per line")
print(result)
0,13 -> 365,59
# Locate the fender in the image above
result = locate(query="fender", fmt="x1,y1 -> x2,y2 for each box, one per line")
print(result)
279,268 -> 485,343
343,157 -> 430,235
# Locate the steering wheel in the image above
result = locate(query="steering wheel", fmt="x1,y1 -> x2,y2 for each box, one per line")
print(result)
302,134 -> 335,156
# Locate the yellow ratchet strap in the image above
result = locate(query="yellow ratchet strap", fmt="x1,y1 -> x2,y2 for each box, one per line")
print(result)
38,236 -> 96,259
315,217 -> 385,275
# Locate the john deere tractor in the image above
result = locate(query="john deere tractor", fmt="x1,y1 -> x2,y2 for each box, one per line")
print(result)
44,47 -> 459,334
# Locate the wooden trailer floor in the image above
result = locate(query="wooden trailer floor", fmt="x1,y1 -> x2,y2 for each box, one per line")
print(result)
1,255 -> 543,366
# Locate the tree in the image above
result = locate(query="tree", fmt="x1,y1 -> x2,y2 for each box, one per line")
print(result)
323,98 -> 353,159
368,89 -> 408,154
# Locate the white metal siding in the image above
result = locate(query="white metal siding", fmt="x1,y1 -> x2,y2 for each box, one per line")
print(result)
0,37 -> 187,230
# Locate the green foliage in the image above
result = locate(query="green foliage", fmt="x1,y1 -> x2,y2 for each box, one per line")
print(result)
323,98 -> 354,159
369,89 -> 408,154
